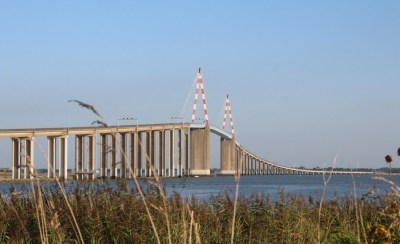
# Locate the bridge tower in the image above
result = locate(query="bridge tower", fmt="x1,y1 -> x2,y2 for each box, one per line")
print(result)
222,94 -> 235,135
220,94 -> 237,175
189,68 -> 211,176
191,68 -> 209,125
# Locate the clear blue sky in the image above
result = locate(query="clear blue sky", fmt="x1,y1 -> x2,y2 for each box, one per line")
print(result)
0,1 -> 399,169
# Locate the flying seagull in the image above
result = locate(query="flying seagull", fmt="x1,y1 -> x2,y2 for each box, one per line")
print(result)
68,99 -> 103,118
91,120 -> 109,127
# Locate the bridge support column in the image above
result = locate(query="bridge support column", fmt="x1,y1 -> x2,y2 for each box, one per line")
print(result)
47,136 -> 68,179
120,133 -> 127,178
59,136 -> 68,180
256,160 -> 260,175
250,157 -> 254,175
151,131 -> 155,176
185,130 -> 189,176
190,126 -> 210,176
12,138 -> 35,180
159,130 -> 165,176
178,129 -> 182,177
137,132 -> 142,177
129,132 -> 137,178
12,138 -> 21,179
24,138 -> 34,179
87,135 -> 95,180
110,134 -> 117,178
144,131 -> 155,177
260,162 -> 263,174
240,150 -> 245,175
100,134 -> 108,178
245,155 -> 249,175
48,137 -> 57,178
169,129 -> 175,177
249,157 -> 252,175
75,135 -> 84,180
255,158 -> 258,175
220,138 -> 236,175
236,147 -> 242,175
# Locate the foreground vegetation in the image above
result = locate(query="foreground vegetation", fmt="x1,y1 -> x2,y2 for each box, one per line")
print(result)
0,179 -> 398,243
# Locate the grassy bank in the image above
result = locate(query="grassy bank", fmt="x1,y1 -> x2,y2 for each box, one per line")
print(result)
0,179 -> 399,243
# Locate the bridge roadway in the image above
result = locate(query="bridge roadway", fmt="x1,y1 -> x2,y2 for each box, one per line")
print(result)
0,123 -> 189,138
0,123 -> 373,180
200,124 -> 373,176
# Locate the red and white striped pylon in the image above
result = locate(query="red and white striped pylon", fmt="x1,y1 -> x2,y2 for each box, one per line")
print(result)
222,94 -> 235,136
191,68 -> 209,125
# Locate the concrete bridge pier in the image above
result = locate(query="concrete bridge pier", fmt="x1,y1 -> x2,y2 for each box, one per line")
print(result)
25,138 -> 35,179
145,131 -> 152,177
169,129 -> 175,177
159,130 -> 165,176
236,148 -> 240,174
220,138 -> 236,175
48,137 -> 56,178
110,134 -> 117,178
137,132 -> 143,177
12,137 -> 35,179
177,129 -> 182,177
59,136 -> 68,179
190,126 -> 210,176
251,157 -> 255,175
87,135 -> 95,179
47,136 -> 68,179
100,134 -> 108,178
120,133 -> 127,178
184,130 -> 189,176
129,132 -> 137,178
245,154 -> 250,175
242,154 -> 245,175
75,135 -> 95,180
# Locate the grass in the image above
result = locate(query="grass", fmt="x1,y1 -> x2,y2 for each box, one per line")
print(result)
0,180 -> 399,243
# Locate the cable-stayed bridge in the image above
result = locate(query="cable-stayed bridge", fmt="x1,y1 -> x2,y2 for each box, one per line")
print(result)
0,69 -> 373,180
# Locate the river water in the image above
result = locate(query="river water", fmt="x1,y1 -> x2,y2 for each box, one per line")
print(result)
1,174 -> 398,201
161,174 -> 399,201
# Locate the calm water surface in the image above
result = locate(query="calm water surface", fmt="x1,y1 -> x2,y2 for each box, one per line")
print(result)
1,174 -> 398,201
162,174 -> 400,201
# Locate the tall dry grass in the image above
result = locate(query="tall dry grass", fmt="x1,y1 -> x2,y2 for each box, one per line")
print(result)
4,183 -> 398,242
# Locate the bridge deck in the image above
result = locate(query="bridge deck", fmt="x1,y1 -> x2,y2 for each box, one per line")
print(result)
0,123 -> 190,138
